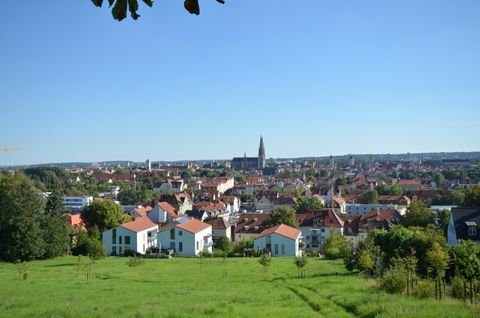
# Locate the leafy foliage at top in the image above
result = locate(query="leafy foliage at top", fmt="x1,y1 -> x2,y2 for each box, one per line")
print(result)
91,0 -> 225,21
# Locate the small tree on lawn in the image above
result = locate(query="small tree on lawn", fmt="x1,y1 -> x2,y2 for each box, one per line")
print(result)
426,242 -> 449,300
357,250 -> 374,279
294,255 -> 308,278
258,253 -> 271,280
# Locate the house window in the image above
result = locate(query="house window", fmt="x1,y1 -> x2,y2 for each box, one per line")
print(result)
170,228 -> 175,240
119,236 -> 122,245
112,246 -> 117,255
274,244 -> 279,255
281,244 -> 285,255
469,226 -> 477,236
119,246 -> 123,255
179,230 -> 183,236
112,229 -> 116,244
179,242 -> 183,252
125,236 -> 131,245
321,229 -> 325,233
197,241 -> 199,250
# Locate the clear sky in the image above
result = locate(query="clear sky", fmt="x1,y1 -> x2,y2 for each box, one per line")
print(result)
1,1 -> 479,165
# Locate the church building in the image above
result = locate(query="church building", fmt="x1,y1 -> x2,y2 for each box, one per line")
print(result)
231,137 -> 266,170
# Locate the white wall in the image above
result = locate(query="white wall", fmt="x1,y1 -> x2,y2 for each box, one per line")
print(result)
254,233 -> 300,257
102,226 -> 157,255
158,226 -> 212,256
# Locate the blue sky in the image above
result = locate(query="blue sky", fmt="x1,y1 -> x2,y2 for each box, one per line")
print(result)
1,1 -> 479,165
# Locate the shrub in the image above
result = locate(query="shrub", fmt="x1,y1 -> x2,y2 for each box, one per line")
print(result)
324,247 -> 341,260
199,249 -> 212,257
450,276 -> 465,299
126,255 -> 144,268
124,249 -> 142,257
307,249 -> 320,257
413,280 -> 434,299
213,249 -> 226,258
380,266 -> 407,294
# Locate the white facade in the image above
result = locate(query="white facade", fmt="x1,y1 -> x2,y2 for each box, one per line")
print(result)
148,204 -> 176,223
63,196 -> 93,213
158,224 -> 213,256
103,225 -> 158,255
300,226 -> 342,250
254,233 -> 301,257
346,203 -> 398,216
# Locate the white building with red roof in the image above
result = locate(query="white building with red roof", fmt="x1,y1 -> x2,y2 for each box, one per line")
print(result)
157,219 -> 213,256
254,224 -> 302,257
102,217 -> 158,256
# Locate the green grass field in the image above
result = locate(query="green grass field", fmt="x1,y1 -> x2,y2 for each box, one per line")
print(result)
0,256 -> 478,317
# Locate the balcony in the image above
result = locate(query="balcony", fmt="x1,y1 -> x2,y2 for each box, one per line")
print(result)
203,241 -> 213,248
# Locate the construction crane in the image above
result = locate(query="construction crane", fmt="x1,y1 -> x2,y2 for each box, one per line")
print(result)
0,148 -> 20,152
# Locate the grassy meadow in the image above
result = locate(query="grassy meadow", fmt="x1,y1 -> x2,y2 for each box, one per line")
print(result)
0,256 -> 478,318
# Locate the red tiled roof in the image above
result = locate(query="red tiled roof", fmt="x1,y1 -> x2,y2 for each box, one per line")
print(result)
206,218 -> 231,230
176,219 -> 211,234
256,224 -> 301,240
121,216 -> 158,233
158,201 -> 176,214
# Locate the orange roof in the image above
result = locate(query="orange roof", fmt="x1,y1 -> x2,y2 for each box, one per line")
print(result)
176,219 -> 211,234
65,213 -> 84,227
134,206 -> 152,217
120,217 -> 158,233
158,201 -> 176,214
256,224 -> 301,240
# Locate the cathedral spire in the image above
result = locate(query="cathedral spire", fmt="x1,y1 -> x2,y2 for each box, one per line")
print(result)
258,135 -> 266,169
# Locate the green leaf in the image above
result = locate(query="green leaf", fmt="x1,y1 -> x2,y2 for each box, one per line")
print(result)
142,0 -> 154,7
128,0 -> 140,20
112,0 -> 128,21
184,0 -> 200,15
91,0 -> 104,7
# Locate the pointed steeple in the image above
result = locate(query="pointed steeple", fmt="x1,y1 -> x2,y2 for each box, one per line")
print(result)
258,135 -> 266,169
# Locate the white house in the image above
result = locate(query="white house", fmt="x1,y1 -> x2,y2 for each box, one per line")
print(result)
148,202 -> 178,223
63,196 -> 93,213
157,219 -> 213,256
206,217 -> 232,241
102,217 -> 158,255
254,224 -> 302,257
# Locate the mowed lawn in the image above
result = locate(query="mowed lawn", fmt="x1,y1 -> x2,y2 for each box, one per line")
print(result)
0,257 -> 478,318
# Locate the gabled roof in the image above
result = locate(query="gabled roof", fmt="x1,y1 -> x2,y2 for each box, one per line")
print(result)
234,213 -> 270,234
451,207 -> 480,241
120,216 -> 158,233
297,209 -> 344,228
205,217 -> 231,230
157,201 -> 176,214
256,224 -> 301,240
176,219 -> 211,234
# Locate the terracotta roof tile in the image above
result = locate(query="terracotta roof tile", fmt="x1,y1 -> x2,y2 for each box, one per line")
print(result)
176,219 -> 211,234
256,224 -> 301,240
120,216 -> 158,233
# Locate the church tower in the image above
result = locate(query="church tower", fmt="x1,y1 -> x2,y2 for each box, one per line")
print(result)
258,136 -> 266,169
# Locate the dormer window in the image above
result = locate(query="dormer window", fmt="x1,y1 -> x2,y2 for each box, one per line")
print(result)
466,221 -> 477,236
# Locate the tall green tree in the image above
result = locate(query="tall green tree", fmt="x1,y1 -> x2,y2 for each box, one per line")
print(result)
294,197 -> 323,214
462,185 -> 480,207
451,240 -> 480,304
81,200 -> 127,232
322,231 -> 348,260
401,201 -> 434,228
0,173 -> 46,262
426,242 -> 449,300
360,190 -> 379,204
268,207 -> 298,228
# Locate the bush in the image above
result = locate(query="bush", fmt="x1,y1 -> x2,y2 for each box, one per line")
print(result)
124,249 -> 142,257
450,276 -> 465,299
412,280 -> 434,299
199,249 -> 212,257
307,249 -> 320,257
380,266 -> 407,294
213,249 -> 226,258
324,247 -> 341,260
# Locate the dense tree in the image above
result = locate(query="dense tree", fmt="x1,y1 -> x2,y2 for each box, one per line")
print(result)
360,190 -> 378,204
376,184 -> 403,196
0,173 -> 47,262
370,226 -> 446,277
42,214 -> 71,258
81,200 -> 127,232
214,236 -> 232,254
432,171 -> 446,187
117,187 -> 153,205
426,242 -> 449,300
294,197 -> 323,214
451,240 -> 480,304
268,207 -> 298,228
462,185 -> 480,207
401,201 -> 434,228
322,231 -> 348,260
